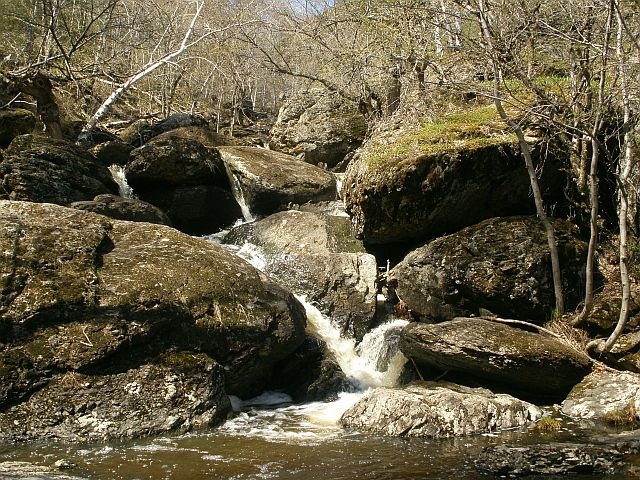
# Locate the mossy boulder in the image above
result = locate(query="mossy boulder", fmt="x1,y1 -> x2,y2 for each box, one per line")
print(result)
401,318 -> 592,399
0,109 -> 36,147
125,136 -> 242,234
118,113 -> 208,147
219,146 -> 337,218
269,88 -> 367,170
0,200 -> 306,414
343,106 -> 565,244
70,194 -> 172,225
0,134 -> 118,204
388,216 -> 588,323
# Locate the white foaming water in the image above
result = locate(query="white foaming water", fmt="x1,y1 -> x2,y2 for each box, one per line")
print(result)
298,296 -> 408,391
108,164 -> 135,198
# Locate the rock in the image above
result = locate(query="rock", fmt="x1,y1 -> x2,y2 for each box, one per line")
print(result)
475,441 -> 640,477
0,200 -> 306,409
126,136 -> 229,188
271,336 -> 351,402
0,461 -> 85,479
219,146 -> 337,217
125,136 -> 242,234
0,108 -> 36,147
339,381 -> 542,437
225,210 -> 377,339
342,106 -> 565,244
400,318 -> 592,398
69,194 -> 172,225
0,352 -> 231,442
388,216 -> 588,323
0,135 -> 119,204
119,113 -> 208,147
269,88 -> 367,170
152,126 -> 242,147
89,140 -> 133,166
561,370 -> 640,426
586,332 -> 640,372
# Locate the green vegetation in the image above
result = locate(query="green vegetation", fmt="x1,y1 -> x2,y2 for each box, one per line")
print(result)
532,416 -> 562,432
365,106 -> 516,165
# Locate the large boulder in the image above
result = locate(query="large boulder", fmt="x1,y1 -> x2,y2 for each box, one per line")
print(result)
225,210 -> 377,339
125,135 -> 242,234
219,146 -> 337,218
561,370 -> 640,426
343,106 -> 565,244
269,89 -> 367,170
0,201 -> 306,415
388,216 -> 588,323
339,381 -> 542,437
400,318 -> 592,398
0,108 -> 36,147
152,126 -> 243,147
69,193 -> 172,225
89,139 -> 133,166
0,135 -> 118,204
0,353 -> 230,442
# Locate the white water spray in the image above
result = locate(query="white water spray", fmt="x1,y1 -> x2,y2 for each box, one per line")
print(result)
108,164 -> 135,198
224,165 -> 254,222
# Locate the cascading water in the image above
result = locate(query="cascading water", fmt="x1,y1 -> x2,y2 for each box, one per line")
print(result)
224,164 -> 254,222
108,164 -> 135,198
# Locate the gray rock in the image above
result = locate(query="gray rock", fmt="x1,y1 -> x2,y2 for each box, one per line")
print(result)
119,113 -> 208,147
0,200 -> 306,410
401,318 -> 592,398
225,210 -> 377,339
561,370 -> 640,425
89,140 -> 133,166
269,89 -> 366,170
0,134 -> 118,204
69,194 -> 172,225
388,216 -> 588,323
219,146 -> 337,217
339,381 -> 542,437
0,352 -> 230,443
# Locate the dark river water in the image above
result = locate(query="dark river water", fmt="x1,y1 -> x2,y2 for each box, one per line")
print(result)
1,398 -> 638,480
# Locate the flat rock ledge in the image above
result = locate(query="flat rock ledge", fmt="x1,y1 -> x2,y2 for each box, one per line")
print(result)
339,381 -> 542,437
475,440 -> 640,477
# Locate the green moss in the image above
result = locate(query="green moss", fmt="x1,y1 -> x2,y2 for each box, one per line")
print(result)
365,106 -> 516,165
532,416 -> 562,432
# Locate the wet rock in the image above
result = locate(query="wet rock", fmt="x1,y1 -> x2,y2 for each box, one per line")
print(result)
269,88 -> 367,170
342,108 -> 565,244
561,370 -> 640,426
339,381 -> 541,437
0,135 -> 118,204
0,200 -> 306,408
219,146 -> 337,217
388,216 -> 588,323
475,440 -> 640,477
271,336 -> 351,402
69,194 -> 172,225
225,210 -> 377,339
0,108 -> 35,147
400,318 -> 592,398
0,352 -> 231,442
125,136 -> 241,234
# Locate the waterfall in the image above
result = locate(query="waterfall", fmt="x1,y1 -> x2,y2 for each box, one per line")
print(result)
108,164 -> 135,199
224,164 -> 254,222
298,296 -> 408,390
